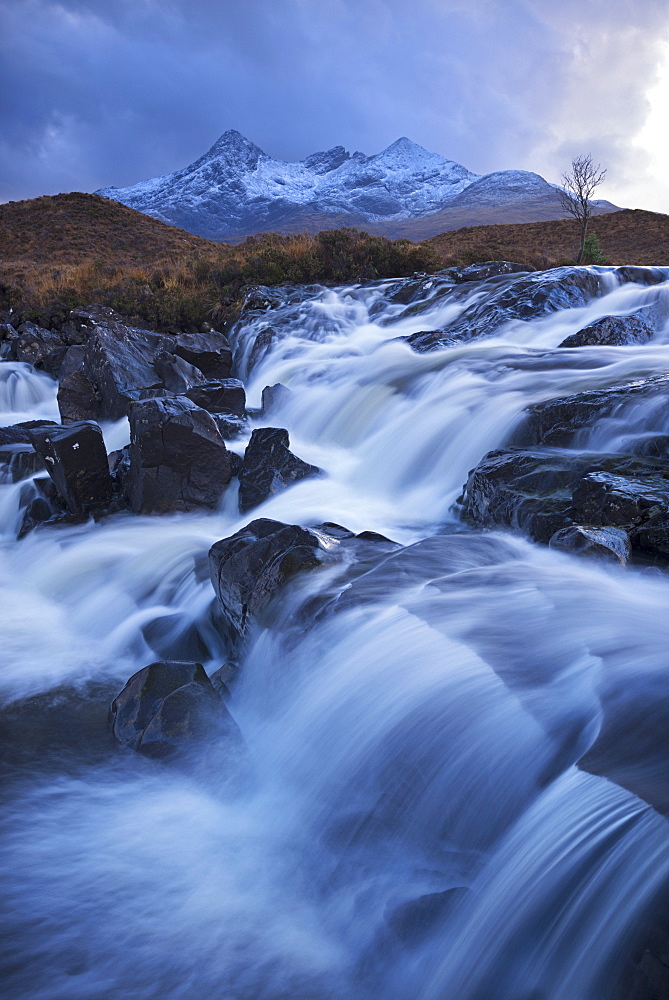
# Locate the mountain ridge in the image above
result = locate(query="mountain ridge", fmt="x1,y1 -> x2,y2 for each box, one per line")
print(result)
97,129 -> 617,241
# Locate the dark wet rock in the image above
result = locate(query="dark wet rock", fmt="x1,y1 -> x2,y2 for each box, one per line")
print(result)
209,664 -> 237,698
170,330 -> 232,379
108,445 -> 131,502
29,420 -> 114,516
17,476 -> 65,537
247,326 -> 277,374
12,322 -> 67,374
242,286 -> 286,312
58,344 -> 87,379
261,383 -> 290,415
558,311 -> 656,348
227,451 -> 243,478
615,266 -> 669,287
452,260 -> 531,283
461,448 -> 583,544
510,373 -> 669,449
406,266 -> 605,353
60,304 -> 125,344
57,370 -> 101,423
209,518 -> 400,646
152,351 -> 206,393
84,322 -> 167,420
211,413 -> 247,441
109,660 -> 242,759
548,525 -> 631,564
0,421 -> 58,483
462,446 -> 669,560
185,378 -> 246,415
572,470 -> 669,559
209,519 -> 326,642
141,611 -> 217,662
128,395 -> 232,514
18,496 -> 56,537
238,427 -> 321,513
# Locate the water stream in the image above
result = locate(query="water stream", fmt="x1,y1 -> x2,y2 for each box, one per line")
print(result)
2,266 -> 669,999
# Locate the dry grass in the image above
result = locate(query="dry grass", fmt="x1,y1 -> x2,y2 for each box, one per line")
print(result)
425,209 -> 669,268
0,193 -> 442,330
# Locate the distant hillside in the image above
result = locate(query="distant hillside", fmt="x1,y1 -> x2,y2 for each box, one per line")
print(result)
0,192 -> 217,277
426,209 -> 669,268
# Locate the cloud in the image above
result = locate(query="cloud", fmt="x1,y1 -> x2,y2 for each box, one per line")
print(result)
1,0 -> 668,211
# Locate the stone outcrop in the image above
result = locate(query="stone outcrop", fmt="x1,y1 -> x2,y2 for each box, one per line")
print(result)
238,427 -> 321,513
209,518 -> 400,647
558,311 -> 656,348
461,447 -> 669,562
109,660 -> 242,759
128,396 -> 233,514
510,373 -> 669,449
185,378 -> 246,415
28,420 -> 113,516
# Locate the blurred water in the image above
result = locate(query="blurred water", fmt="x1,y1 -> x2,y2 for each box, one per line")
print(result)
2,266 -> 669,1000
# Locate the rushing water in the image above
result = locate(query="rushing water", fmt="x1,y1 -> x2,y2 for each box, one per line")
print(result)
2,267 -> 669,1000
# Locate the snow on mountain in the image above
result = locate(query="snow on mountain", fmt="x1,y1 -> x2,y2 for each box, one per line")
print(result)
95,130 -> 579,241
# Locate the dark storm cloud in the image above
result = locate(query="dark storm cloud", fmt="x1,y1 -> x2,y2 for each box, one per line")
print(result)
1,0 -> 668,206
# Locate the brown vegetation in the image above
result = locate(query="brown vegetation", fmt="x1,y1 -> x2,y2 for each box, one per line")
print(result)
426,209 -> 669,269
0,193 -> 441,330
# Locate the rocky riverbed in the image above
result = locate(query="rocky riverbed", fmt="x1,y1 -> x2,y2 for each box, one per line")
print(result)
1,261 -> 669,1000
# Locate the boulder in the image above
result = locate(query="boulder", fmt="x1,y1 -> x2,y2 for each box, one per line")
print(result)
170,330 -> 232,379
109,660 -> 242,759
261,383 -> 290,415
572,470 -> 669,559
128,395 -> 233,514
152,351 -> 206,393
0,421 -> 58,483
185,379 -> 246,415
461,447 -> 669,561
60,304 -> 125,344
17,477 -> 65,538
208,518 -> 326,641
211,413 -> 247,441
12,322 -> 67,375
238,427 -> 321,513
209,518 -> 400,646
29,421 -> 114,516
461,448 -> 582,544
548,525 -> 631,564
58,344 -> 87,379
0,322 -> 18,342
83,322 -> 167,420
57,370 -> 101,423
558,311 -> 655,348
510,373 -> 669,449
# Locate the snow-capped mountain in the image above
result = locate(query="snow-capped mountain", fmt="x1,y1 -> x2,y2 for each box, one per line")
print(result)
96,131 -> 616,242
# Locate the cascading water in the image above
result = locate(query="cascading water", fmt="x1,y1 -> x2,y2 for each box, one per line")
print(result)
2,265 -> 669,1000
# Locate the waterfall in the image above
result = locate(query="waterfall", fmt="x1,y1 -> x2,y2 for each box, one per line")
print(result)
2,265 -> 669,999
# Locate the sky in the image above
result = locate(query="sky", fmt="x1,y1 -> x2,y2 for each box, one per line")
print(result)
1,0 -> 669,213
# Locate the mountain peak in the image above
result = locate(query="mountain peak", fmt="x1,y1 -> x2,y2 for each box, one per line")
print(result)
302,145 -> 351,174
204,130 -> 265,167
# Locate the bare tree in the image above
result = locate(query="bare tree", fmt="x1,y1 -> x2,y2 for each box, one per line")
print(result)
559,154 -> 607,264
